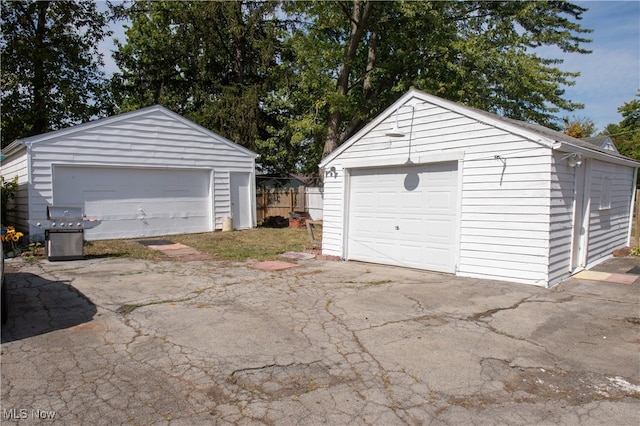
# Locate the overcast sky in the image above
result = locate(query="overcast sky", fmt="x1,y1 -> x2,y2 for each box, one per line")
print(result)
99,1 -> 639,132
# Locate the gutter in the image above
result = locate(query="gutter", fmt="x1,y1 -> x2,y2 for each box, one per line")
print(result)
552,141 -> 640,168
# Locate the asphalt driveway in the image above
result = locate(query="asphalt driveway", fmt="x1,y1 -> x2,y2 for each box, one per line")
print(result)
1,254 -> 639,425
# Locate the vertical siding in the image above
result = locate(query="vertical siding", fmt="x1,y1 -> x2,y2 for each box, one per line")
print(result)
26,109 -> 255,237
320,170 -> 346,256
586,160 -> 634,265
305,187 -> 324,220
547,153 -> 577,286
322,96 -> 553,285
1,148 -> 30,231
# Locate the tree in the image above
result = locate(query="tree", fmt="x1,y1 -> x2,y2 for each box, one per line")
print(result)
111,0 -> 295,173
110,1 -> 592,174
605,92 -> 640,162
284,0 -> 592,159
0,0 -> 112,148
563,116 -> 597,138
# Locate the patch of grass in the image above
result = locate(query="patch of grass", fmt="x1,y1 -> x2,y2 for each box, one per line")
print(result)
116,297 -> 191,314
83,227 -> 319,262
84,239 -> 166,260
172,228 -> 317,261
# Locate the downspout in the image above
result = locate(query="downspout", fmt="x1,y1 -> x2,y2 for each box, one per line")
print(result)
25,142 -> 35,242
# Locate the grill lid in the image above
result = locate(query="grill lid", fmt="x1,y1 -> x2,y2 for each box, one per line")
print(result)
47,206 -> 83,220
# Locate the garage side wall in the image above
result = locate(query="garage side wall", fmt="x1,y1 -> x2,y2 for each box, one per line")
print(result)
322,97 -> 553,286
585,159 -> 634,266
548,152 -> 578,286
0,147 -> 29,232
26,110 -> 255,240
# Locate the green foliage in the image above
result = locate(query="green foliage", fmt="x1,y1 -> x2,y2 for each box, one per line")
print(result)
0,0 -> 113,148
282,0 -> 592,160
605,91 -> 640,162
3,0 -> 592,175
110,0 -> 592,173
111,0 -> 289,173
1,175 -> 18,225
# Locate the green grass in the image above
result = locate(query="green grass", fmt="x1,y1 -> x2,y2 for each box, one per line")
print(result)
83,227 -> 320,262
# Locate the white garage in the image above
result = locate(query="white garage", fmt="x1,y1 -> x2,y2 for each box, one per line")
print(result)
1,105 -> 257,241
319,89 -> 638,288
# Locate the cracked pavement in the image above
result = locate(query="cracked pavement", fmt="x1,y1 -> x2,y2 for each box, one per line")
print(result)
1,255 -> 639,425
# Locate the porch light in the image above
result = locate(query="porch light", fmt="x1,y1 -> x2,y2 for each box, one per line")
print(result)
386,105 -> 415,138
566,153 -> 582,168
386,111 -> 405,137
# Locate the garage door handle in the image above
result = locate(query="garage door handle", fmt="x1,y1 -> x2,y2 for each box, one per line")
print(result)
395,225 -> 399,230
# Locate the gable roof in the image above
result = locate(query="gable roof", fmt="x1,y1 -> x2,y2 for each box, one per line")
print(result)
1,105 -> 257,158
582,135 -> 619,153
320,89 -> 638,168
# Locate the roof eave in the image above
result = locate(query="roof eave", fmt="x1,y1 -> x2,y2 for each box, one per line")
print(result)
1,139 -> 27,157
553,141 -> 640,167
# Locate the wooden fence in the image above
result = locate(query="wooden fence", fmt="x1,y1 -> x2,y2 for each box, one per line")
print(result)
256,187 -> 323,223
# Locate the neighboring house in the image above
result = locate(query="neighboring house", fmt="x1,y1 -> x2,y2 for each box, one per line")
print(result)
1,105 -> 257,241
319,89 -> 639,288
256,174 -> 319,189
582,135 -> 619,154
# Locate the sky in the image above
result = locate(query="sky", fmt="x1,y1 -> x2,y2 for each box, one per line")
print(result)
552,1 -> 640,131
98,1 -> 639,133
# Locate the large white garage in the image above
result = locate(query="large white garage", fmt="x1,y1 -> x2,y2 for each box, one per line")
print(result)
1,105 -> 257,241
347,163 -> 458,273
320,89 -> 638,288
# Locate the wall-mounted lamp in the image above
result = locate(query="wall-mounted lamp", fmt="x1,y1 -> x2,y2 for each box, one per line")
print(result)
386,112 -> 406,137
565,153 -> 583,168
385,105 -> 415,138
325,166 -> 337,178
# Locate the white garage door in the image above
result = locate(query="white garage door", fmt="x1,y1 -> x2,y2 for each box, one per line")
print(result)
347,162 -> 458,273
53,166 -> 212,240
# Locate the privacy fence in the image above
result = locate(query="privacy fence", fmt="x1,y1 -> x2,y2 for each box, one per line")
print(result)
256,187 -> 323,223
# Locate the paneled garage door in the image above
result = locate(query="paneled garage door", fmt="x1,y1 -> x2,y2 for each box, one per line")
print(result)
347,162 -> 458,273
53,166 -> 212,240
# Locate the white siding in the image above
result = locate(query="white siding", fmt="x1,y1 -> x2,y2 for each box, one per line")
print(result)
322,95 -> 552,286
0,147 -> 29,231
585,160 -> 634,265
547,152 -> 577,286
22,107 -> 255,240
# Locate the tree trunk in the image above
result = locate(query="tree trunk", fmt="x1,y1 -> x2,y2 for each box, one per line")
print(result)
322,0 -> 373,158
32,1 -> 50,135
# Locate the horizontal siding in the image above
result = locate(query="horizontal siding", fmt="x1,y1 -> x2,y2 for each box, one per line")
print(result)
319,174 -> 344,256
547,153 -> 576,285
586,160 -> 634,265
1,149 -> 30,232
25,109 -> 255,237
323,94 -> 552,285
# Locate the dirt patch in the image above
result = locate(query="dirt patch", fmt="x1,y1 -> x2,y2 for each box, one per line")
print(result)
482,359 -> 640,406
227,362 -> 347,400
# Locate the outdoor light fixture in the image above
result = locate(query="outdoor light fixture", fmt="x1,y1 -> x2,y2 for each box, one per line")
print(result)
566,153 -> 583,168
385,105 -> 415,138
386,110 -> 406,137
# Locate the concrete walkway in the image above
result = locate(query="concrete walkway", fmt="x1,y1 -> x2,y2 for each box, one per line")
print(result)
1,254 -> 638,425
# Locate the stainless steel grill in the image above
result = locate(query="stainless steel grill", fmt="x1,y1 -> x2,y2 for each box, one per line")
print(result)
29,206 -> 101,261
45,206 -> 84,261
